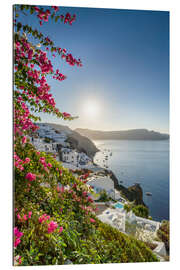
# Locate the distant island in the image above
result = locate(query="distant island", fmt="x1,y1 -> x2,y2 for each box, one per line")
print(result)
75,128 -> 169,141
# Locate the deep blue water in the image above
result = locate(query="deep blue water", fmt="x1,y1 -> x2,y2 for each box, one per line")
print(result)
93,140 -> 169,222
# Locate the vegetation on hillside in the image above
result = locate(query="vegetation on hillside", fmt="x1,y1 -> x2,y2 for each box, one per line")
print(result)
132,205 -> 149,219
157,220 -> 170,254
124,203 -> 149,219
96,190 -> 110,202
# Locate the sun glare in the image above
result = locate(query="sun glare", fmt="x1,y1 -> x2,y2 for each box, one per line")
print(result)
83,101 -> 100,118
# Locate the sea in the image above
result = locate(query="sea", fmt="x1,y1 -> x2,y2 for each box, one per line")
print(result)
93,140 -> 169,222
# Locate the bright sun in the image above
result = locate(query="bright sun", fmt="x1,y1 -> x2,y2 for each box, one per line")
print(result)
83,101 -> 100,118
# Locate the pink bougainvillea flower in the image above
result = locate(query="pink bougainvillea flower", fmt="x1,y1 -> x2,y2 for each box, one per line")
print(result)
88,197 -> 93,203
40,157 -> 45,163
57,185 -> 60,192
14,227 -> 23,248
17,213 -> 21,220
14,238 -> 21,247
47,163 -> 52,168
23,214 -> 27,221
59,226 -> 63,233
18,256 -> 22,265
82,191 -> 87,197
24,157 -> 30,164
28,211 -> 32,219
39,213 -> 50,224
25,172 -> 36,181
14,227 -> 23,238
14,255 -> 22,266
47,221 -> 58,233
22,136 -> 27,144
90,218 -> 96,223
62,112 -> 71,118
52,6 -> 59,12
28,49 -> 33,60
60,186 -> 64,193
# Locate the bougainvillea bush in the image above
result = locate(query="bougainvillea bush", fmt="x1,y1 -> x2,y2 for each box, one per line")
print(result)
13,5 -> 158,265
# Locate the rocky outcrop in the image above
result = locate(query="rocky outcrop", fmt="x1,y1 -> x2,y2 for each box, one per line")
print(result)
107,170 -> 146,206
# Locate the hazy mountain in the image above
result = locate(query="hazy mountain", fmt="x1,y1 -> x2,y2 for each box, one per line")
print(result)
75,128 -> 169,141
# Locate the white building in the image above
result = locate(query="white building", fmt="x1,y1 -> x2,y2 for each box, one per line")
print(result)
36,123 -> 68,147
61,148 -> 92,168
28,136 -> 60,154
134,215 -> 161,232
61,148 -> 80,165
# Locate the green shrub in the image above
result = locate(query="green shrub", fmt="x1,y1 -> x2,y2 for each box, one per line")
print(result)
157,220 -> 169,253
44,137 -> 52,143
96,190 -> 110,202
132,205 -> 149,219
95,220 -> 158,263
124,203 -> 132,212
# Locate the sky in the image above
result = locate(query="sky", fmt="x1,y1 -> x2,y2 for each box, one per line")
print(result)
17,6 -> 169,133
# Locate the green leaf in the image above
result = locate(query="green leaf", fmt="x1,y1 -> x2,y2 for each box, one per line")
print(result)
30,7 -> 34,14
55,16 -> 59,23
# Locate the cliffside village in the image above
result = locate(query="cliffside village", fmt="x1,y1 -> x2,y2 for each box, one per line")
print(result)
28,123 -> 92,167
28,123 -> 167,260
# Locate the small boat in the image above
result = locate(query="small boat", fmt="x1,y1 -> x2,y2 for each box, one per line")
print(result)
146,192 -> 152,196
119,180 -> 123,183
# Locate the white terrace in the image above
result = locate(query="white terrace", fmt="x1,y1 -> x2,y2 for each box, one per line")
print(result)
98,208 -> 126,232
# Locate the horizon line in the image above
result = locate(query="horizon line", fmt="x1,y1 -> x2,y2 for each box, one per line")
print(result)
36,122 -> 169,135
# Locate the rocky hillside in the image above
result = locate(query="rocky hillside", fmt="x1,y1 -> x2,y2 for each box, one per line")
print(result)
75,128 -> 169,141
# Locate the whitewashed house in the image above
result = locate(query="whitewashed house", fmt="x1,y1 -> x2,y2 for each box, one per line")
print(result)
35,124 -> 68,147
61,148 -> 80,166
